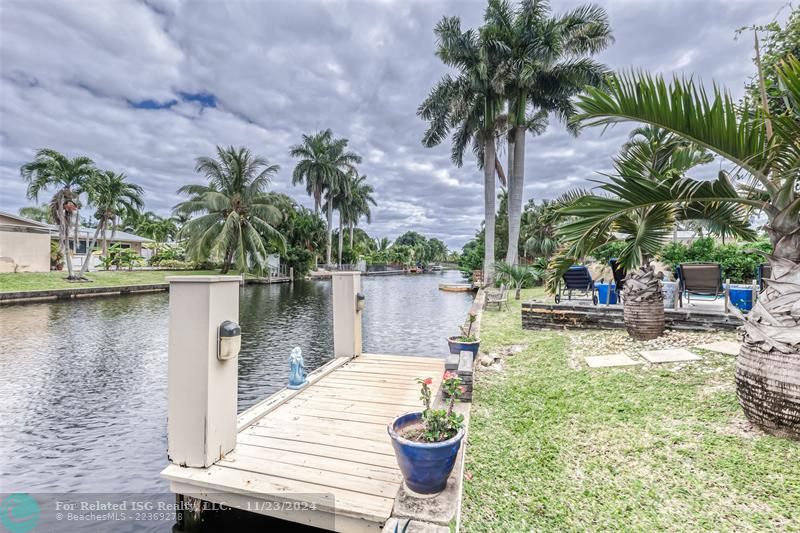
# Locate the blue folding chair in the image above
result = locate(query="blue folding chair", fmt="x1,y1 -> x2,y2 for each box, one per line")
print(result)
555,265 -> 598,305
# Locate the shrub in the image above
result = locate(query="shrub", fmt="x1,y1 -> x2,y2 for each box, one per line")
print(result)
591,241 -> 628,264
153,259 -> 196,270
149,246 -> 186,266
657,238 -> 772,283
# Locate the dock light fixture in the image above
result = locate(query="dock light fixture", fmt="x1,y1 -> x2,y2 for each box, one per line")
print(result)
218,320 -> 241,361
356,292 -> 366,312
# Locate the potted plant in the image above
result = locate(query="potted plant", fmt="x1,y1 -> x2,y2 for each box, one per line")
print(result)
387,373 -> 465,495
447,312 -> 480,356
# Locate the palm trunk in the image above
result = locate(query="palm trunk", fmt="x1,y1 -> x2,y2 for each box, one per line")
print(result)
338,214 -> 344,266
60,204 -> 75,278
505,127 -> 526,265
483,136 -> 497,285
349,223 -> 354,250
220,245 -> 235,274
621,263 -> 664,340
78,223 -> 104,278
735,226 -> 800,439
326,202 -> 333,266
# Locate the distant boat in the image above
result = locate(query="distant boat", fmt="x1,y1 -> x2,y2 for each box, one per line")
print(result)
408,267 -> 423,274
439,283 -> 475,292
431,265 -> 443,272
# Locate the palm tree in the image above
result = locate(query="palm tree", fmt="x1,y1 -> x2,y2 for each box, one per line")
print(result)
556,126 -> 732,340
290,129 -> 361,266
418,13 -> 505,283
495,261 -> 542,299
75,171 -> 144,278
561,57 -> 800,438
342,173 -> 377,251
521,199 -> 560,259
481,0 -> 613,265
174,146 -> 285,274
87,171 -> 144,258
20,149 -> 95,279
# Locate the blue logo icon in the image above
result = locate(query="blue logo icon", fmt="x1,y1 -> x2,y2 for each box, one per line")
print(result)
0,493 -> 40,533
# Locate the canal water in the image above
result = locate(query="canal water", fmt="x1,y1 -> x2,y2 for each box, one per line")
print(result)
0,271 -> 472,496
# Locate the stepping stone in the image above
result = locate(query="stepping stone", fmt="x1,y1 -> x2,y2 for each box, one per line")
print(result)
640,348 -> 702,363
585,353 -> 641,368
696,341 -> 740,356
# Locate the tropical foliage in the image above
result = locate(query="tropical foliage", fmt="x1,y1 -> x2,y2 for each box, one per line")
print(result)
481,0 -> 613,265
554,52 -> 800,437
418,9 -> 504,283
495,261 -> 543,299
290,129 -> 362,266
20,149 -> 95,278
174,146 -> 285,274
658,237 -> 773,284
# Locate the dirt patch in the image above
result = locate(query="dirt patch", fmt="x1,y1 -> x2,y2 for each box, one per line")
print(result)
478,344 -> 528,371
716,414 -> 765,439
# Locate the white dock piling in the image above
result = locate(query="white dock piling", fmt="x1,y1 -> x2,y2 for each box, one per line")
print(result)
332,271 -> 363,358
167,275 -> 241,468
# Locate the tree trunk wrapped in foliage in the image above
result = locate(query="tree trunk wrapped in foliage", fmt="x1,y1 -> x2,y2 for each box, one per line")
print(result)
621,263 -> 664,341
735,257 -> 800,438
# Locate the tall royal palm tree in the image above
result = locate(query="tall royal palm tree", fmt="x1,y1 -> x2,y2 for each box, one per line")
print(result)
20,149 -> 96,279
482,0 -> 613,265
418,12 -> 505,283
77,171 -> 144,277
174,146 -> 285,274
560,57 -> 800,438
290,129 -> 361,266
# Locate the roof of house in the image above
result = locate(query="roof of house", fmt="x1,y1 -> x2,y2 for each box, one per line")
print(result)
46,224 -> 153,243
0,210 -> 50,228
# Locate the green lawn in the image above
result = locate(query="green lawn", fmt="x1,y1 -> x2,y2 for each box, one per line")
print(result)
462,288 -> 800,532
0,270 -> 221,293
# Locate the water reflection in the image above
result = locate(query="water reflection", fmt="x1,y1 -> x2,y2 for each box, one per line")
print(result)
0,271 -> 471,495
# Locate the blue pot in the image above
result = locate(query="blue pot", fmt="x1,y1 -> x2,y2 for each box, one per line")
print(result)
728,284 -> 754,311
447,336 -> 480,356
388,412 -> 465,495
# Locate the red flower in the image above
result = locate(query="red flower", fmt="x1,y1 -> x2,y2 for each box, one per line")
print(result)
459,386 -> 465,393
443,371 -> 456,380
423,377 -> 433,385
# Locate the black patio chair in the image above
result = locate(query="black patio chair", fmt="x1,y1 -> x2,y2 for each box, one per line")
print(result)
555,265 -> 597,305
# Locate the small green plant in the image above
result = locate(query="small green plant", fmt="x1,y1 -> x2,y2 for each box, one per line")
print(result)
404,374 -> 465,443
456,312 -> 478,342
101,244 -> 143,271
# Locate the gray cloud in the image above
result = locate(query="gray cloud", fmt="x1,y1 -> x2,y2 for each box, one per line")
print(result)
0,0 -> 782,249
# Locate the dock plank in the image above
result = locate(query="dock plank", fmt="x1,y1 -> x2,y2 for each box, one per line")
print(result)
162,353 -> 445,531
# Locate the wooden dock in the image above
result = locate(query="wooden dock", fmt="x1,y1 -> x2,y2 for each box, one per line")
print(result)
162,353 -> 446,532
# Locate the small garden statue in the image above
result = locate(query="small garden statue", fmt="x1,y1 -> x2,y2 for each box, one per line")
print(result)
287,346 -> 307,390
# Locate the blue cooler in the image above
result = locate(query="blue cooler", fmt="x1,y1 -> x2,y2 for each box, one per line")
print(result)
597,282 -> 617,305
728,284 -> 753,311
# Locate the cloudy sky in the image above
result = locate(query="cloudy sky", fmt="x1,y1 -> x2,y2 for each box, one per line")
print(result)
0,0 -> 785,249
